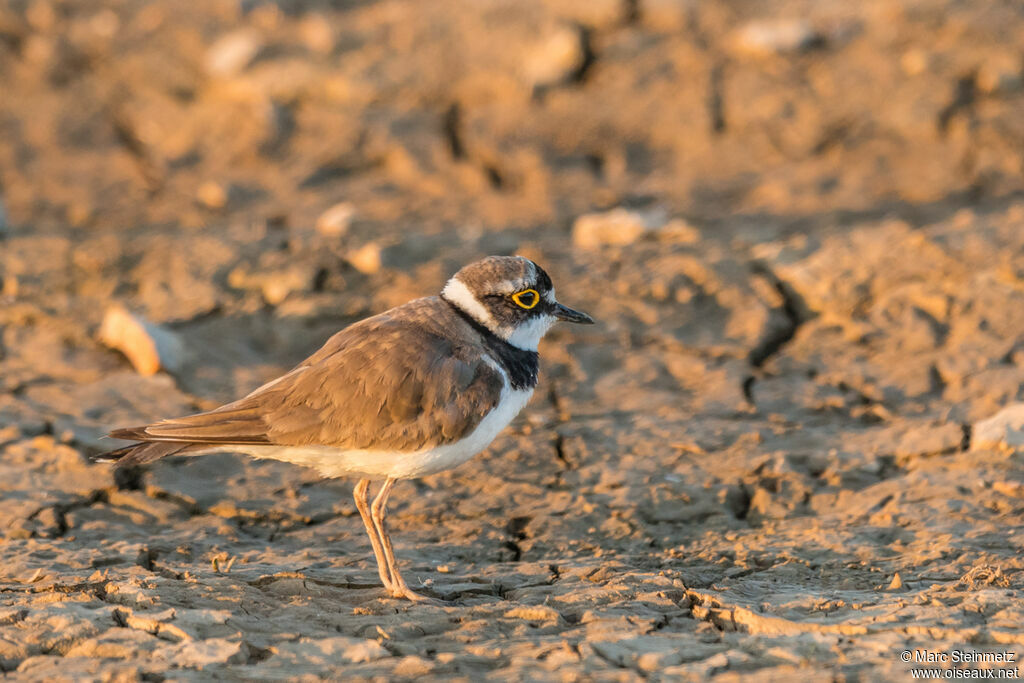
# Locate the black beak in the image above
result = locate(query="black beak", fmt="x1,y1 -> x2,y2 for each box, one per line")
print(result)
553,302 -> 595,324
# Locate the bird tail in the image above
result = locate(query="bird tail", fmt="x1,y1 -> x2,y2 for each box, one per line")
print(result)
92,439 -> 198,467
95,411 -> 268,468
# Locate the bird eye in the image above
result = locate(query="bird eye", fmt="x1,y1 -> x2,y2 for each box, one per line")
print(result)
512,289 -> 539,309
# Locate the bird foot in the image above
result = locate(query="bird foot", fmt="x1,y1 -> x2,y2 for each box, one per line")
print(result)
391,586 -> 429,601
389,585 -> 443,604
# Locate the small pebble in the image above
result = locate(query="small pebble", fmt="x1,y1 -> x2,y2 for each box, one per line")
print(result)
260,268 -> 311,305
348,243 -> 382,274
730,19 -> 822,58
523,23 -> 586,88
197,181 -> 228,209
316,202 -> 356,237
205,29 -> 262,77
977,54 -> 1023,94
901,48 -> 929,76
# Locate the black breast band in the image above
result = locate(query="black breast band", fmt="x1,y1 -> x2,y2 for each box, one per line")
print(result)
442,298 -> 540,390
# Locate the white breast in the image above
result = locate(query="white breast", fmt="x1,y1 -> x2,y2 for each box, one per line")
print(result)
386,385 -> 533,478
214,357 -> 533,480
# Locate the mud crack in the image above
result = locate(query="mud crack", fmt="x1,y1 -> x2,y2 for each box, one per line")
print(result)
938,72 -> 977,135
960,423 -> 972,452
106,100 -> 165,194
547,385 -> 576,488
441,101 -> 506,190
502,516 -> 531,562
742,264 -> 810,406
747,266 -> 805,368
27,489 -> 109,538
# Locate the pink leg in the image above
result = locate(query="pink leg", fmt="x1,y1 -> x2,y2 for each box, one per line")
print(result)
370,478 -> 430,602
354,478 -> 393,591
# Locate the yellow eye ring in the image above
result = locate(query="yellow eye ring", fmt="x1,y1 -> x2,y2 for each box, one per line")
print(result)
512,289 -> 540,309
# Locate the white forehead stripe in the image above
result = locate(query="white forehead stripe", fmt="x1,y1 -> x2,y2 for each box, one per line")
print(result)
442,276 -> 496,327
526,259 -> 538,281
491,278 -> 530,295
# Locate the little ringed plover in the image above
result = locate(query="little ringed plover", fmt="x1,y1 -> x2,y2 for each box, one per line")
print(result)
97,255 -> 593,601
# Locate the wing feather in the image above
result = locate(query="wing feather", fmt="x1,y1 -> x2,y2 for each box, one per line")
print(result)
104,300 -> 506,454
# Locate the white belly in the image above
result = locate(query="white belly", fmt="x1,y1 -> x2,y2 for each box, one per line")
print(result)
212,387 -> 533,480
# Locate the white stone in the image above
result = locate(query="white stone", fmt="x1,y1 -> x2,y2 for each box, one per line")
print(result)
523,23 -> 585,88
315,202 -> 356,237
572,207 -> 668,249
206,29 -> 262,77
97,306 -> 184,376
973,404 -> 1024,451
730,19 -> 821,58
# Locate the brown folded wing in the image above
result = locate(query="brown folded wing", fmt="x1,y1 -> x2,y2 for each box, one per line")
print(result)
110,307 -> 505,453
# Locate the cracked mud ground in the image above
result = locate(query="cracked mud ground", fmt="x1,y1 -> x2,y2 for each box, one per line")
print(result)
2,0 -> 1024,680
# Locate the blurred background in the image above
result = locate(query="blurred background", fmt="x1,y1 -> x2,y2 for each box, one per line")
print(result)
3,0 -> 1023,413
2,0 -> 1024,679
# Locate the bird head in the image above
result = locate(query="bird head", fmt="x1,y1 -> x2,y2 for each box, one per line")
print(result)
441,256 -> 594,350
